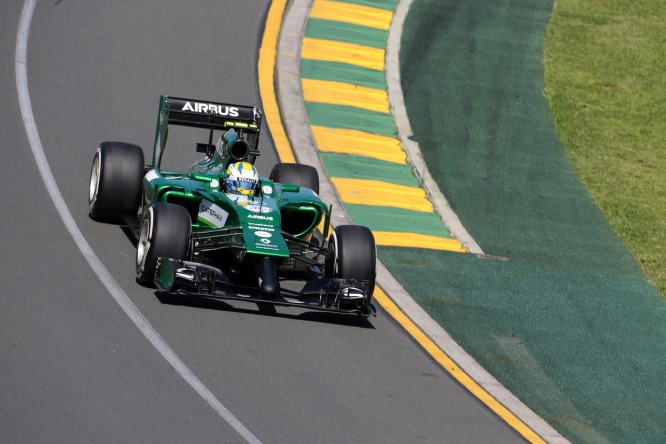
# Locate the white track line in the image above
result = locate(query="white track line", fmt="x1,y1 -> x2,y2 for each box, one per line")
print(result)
15,1 -> 261,442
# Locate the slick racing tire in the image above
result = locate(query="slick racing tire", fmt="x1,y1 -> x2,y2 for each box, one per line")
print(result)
325,225 -> 376,300
89,141 -> 144,223
269,163 -> 320,194
136,203 -> 191,287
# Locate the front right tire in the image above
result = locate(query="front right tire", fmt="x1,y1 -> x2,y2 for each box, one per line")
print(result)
136,203 -> 192,287
269,163 -> 320,194
325,225 -> 376,300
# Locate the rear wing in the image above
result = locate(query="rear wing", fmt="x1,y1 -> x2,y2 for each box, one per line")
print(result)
152,95 -> 262,168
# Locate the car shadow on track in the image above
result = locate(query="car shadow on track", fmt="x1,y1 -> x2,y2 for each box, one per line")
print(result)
154,292 -> 376,329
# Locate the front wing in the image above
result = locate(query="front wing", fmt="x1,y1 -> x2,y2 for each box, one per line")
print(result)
155,258 -> 375,316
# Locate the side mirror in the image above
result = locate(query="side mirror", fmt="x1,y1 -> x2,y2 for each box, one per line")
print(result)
196,143 -> 215,157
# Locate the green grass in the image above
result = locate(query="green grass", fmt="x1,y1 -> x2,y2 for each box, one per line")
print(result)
543,0 -> 666,296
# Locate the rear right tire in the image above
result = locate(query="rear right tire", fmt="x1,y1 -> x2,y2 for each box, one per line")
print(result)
269,163 -> 320,194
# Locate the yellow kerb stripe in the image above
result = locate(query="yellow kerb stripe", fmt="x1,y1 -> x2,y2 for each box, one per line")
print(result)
311,126 -> 406,164
302,38 -> 385,71
373,232 -> 468,252
302,78 -> 390,114
331,177 -> 433,212
309,0 -> 393,30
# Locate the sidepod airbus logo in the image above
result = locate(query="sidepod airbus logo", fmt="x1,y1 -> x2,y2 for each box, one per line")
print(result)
182,102 -> 239,117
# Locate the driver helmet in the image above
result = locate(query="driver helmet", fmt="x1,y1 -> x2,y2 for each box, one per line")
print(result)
225,161 -> 259,196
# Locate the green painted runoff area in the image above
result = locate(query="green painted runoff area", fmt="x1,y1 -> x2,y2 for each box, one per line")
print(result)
390,0 -> 666,442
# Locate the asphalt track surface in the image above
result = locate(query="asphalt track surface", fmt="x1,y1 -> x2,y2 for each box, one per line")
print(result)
1,1 -> 524,443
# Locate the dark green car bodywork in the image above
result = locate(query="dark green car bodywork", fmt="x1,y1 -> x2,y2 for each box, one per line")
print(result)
142,96 -> 330,263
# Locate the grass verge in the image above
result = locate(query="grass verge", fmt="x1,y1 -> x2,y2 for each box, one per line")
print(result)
543,0 -> 666,296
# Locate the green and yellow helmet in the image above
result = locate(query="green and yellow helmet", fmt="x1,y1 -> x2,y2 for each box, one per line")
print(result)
224,161 -> 258,196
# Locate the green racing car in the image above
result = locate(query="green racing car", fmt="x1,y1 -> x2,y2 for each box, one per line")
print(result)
88,96 -> 376,316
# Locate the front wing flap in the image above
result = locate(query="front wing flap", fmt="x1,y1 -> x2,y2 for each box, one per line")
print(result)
155,258 -> 375,316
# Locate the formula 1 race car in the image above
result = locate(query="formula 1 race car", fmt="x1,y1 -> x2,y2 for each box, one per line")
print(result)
88,95 -> 376,316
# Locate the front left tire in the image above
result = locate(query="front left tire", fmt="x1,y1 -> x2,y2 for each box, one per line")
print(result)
136,203 -> 191,287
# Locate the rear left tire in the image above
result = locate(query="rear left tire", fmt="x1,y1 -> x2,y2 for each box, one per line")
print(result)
89,141 -> 144,223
